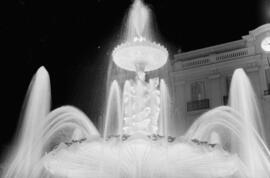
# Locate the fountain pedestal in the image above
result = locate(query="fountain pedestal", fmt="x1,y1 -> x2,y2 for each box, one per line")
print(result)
112,37 -> 168,136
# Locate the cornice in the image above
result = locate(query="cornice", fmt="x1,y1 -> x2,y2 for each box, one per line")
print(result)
174,39 -> 246,62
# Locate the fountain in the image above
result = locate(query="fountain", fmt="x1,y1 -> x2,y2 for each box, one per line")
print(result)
2,0 -> 270,177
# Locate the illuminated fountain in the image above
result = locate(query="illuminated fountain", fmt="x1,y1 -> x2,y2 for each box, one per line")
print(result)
2,0 -> 270,178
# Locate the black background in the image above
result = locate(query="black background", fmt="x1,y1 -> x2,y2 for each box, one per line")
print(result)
0,0 -> 267,153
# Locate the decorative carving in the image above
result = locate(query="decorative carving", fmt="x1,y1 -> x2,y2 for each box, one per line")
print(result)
122,78 -> 160,135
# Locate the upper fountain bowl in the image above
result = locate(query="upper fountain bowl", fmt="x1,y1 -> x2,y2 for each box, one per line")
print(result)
112,37 -> 168,72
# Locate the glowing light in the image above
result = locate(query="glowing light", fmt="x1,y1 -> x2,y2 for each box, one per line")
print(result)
112,40 -> 168,72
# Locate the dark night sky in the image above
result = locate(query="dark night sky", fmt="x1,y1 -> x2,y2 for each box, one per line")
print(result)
0,0 -> 268,150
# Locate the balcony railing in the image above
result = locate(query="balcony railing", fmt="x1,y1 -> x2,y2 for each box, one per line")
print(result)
187,99 -> 210,112
264,89 -> 270,96
178,47 -> 255,70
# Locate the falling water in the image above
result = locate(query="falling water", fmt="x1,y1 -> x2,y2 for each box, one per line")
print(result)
184,68 -> 270,177
103,80 -> 122,139
229,68 -> 270,177
125,0 -> 153,41
229,68 -> 265,138
2,67 -> 51,178
159,79 -> 170,138
2,67 -> 100,178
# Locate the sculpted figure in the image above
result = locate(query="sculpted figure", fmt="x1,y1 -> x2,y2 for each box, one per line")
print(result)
122,71 -> 160,136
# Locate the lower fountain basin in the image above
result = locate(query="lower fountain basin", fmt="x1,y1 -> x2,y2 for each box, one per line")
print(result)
43,137 -> 244,178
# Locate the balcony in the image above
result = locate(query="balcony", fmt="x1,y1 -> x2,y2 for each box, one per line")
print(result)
178,47 -> 255,70
187,99 -> 210,112
264,89 -> 270,96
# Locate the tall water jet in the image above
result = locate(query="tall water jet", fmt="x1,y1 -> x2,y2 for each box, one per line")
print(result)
3,66 -> 51,178
125,0 -> 153,41
229,68 -> 265,138
184,69 -> 270,177
103,80 -> 122,139
159,79 -> 170,138
229,68 -> 270,177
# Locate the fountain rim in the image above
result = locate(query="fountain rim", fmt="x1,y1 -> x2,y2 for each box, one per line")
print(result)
112,39 -> 168,72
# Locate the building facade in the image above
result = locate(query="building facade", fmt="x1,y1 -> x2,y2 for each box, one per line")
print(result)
171,24 -> 270,145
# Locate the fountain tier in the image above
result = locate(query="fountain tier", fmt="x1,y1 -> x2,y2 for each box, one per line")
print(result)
112,38 -> 168,72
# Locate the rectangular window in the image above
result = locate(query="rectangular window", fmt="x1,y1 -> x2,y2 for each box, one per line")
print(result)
265,68 -> 270,89
225,76 -> 231,95
223,76 -> 231,105
190,81 -> 206,101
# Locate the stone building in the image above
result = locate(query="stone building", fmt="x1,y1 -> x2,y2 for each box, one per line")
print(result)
171,24 -> 270,145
